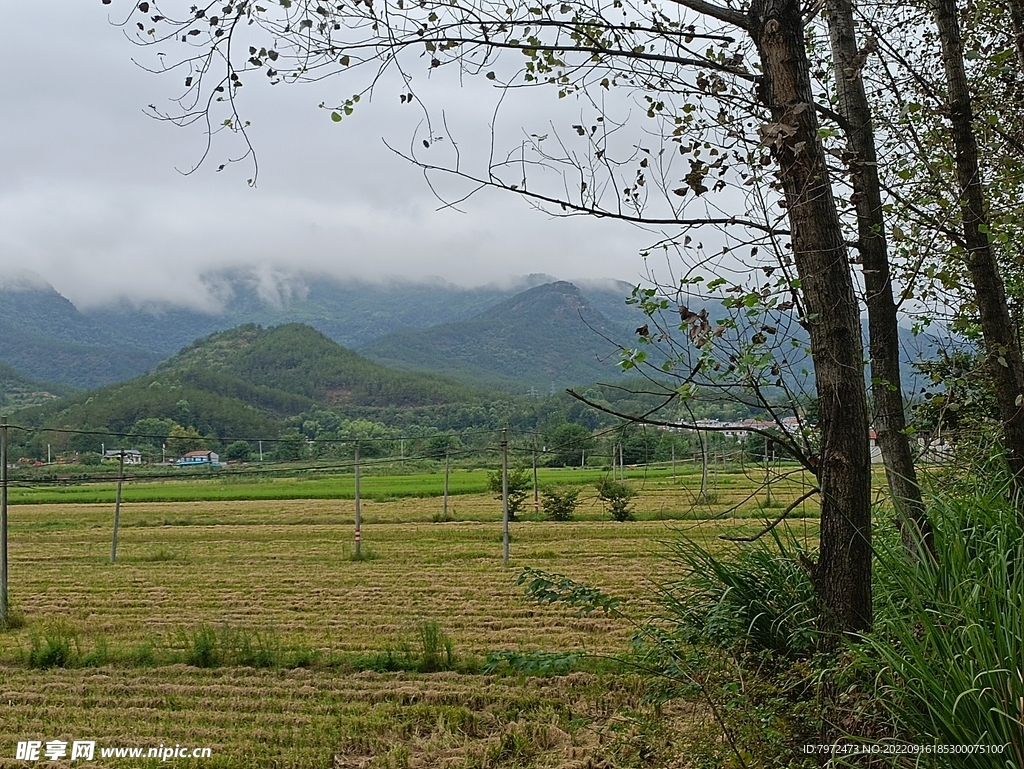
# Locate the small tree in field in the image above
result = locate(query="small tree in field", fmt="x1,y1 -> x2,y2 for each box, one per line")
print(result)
541,486 -> 580,521
224,440 -> 252,462
596,479 -> 635,522
488,468 -> 530,521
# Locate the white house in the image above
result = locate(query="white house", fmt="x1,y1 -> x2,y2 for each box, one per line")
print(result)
102,449 -> 143,465
177,450 -> 220,467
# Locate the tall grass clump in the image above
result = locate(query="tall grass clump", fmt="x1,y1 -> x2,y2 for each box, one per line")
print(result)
633,530 -> 821,768
852,481 -> 1023,767
656,530 -> 818,660
416,620 -> 455,673
28,622 -> 80,669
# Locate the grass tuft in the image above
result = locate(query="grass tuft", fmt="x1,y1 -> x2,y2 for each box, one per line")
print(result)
28,623 -> 79,669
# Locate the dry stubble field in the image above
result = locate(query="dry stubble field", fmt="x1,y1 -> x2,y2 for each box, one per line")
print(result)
0,479 -> 819,769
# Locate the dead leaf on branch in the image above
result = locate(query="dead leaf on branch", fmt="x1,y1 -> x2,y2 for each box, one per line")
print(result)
678,305 -> 713,347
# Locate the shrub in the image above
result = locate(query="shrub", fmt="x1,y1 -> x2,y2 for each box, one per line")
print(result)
596,478 -> 635,521
223,440 -> 252,462
541,486 -> 579,521
487,468 -> 531,521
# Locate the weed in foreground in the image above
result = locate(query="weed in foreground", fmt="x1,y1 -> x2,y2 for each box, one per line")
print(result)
341,542 -> 380,562
416,620 -> 455,673
1,605 -> 27,631
28,623 -> 79,669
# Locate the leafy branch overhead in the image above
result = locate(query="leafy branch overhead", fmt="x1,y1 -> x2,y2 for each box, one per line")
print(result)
516,566 -> 623,616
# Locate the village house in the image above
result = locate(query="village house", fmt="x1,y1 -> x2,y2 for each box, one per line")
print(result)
102,449 -> 143,465
177,450 -> 221,467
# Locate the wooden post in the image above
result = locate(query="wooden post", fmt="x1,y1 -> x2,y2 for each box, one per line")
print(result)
354,441 -> 362,558
700,439 -> 709,503
532,442 -> 539,513
501,429 -> 509,567
110,450 -> 124,563
1,418 -> 8,624
443,448 -> 450,519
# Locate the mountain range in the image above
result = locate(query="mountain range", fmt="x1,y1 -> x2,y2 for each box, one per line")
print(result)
0,269 -> 640,394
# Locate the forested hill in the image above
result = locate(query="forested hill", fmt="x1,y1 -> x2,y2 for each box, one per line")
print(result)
0,279 -> 162,388
9,323 -> 495,442
0,362 -> 74,414
158,323 -> 491,407
361,281 -> 631,390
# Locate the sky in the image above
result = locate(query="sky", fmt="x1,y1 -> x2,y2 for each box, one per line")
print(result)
0,1 -> 681,310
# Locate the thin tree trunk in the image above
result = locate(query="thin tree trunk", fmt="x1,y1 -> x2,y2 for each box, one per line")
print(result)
1008,0 -> 1024,71
749,0 -> 874,639
825,0 -> 935,561
933,0 -> 1024,495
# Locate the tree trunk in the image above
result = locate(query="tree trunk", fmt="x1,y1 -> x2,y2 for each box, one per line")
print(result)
1008,0 -> 1024,72
825,0 -> 935,561
933,0 -> 1024,494
749,0 -> 873,639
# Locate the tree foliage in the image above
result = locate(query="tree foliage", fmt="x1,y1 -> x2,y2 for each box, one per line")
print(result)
541,485 -> 580,521
596,477 -> 635,522
488,467 -> 531,520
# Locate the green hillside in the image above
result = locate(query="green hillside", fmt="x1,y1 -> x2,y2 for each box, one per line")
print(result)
8,323 -> 496,455
159,323 -> 489,407
362,281 -> 631,391
0,279 -> 163,387
0,362 -> 74,414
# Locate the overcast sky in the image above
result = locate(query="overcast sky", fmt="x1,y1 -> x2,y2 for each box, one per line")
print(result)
0,1 -> 689,310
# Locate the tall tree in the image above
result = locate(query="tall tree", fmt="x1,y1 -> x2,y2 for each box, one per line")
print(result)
931,0 -> 1024,495
823,0 -> 933,558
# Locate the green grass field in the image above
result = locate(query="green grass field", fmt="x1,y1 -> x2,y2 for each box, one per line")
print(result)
7,461 -> 818,510
0,469 -> 820,768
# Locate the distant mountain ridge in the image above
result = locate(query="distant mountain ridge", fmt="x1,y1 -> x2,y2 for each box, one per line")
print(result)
0,277 -> 162,388
362,281 -> 630,390
0,269 -> 643,391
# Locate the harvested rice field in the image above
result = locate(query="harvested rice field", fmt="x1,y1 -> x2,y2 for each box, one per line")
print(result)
0,484 -> 819,768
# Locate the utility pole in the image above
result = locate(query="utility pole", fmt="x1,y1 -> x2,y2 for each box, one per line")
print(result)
400,439 -> 404,471
1,418 -> 8,625
443,448 -> 450,519
258,440 -> 263,462
501,429 -> 509,567
532,441 -> 539,513
110,450 -> 125,563
354,441 -> 362,558
672,442 -> 676,483
700,439 -> 709,504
